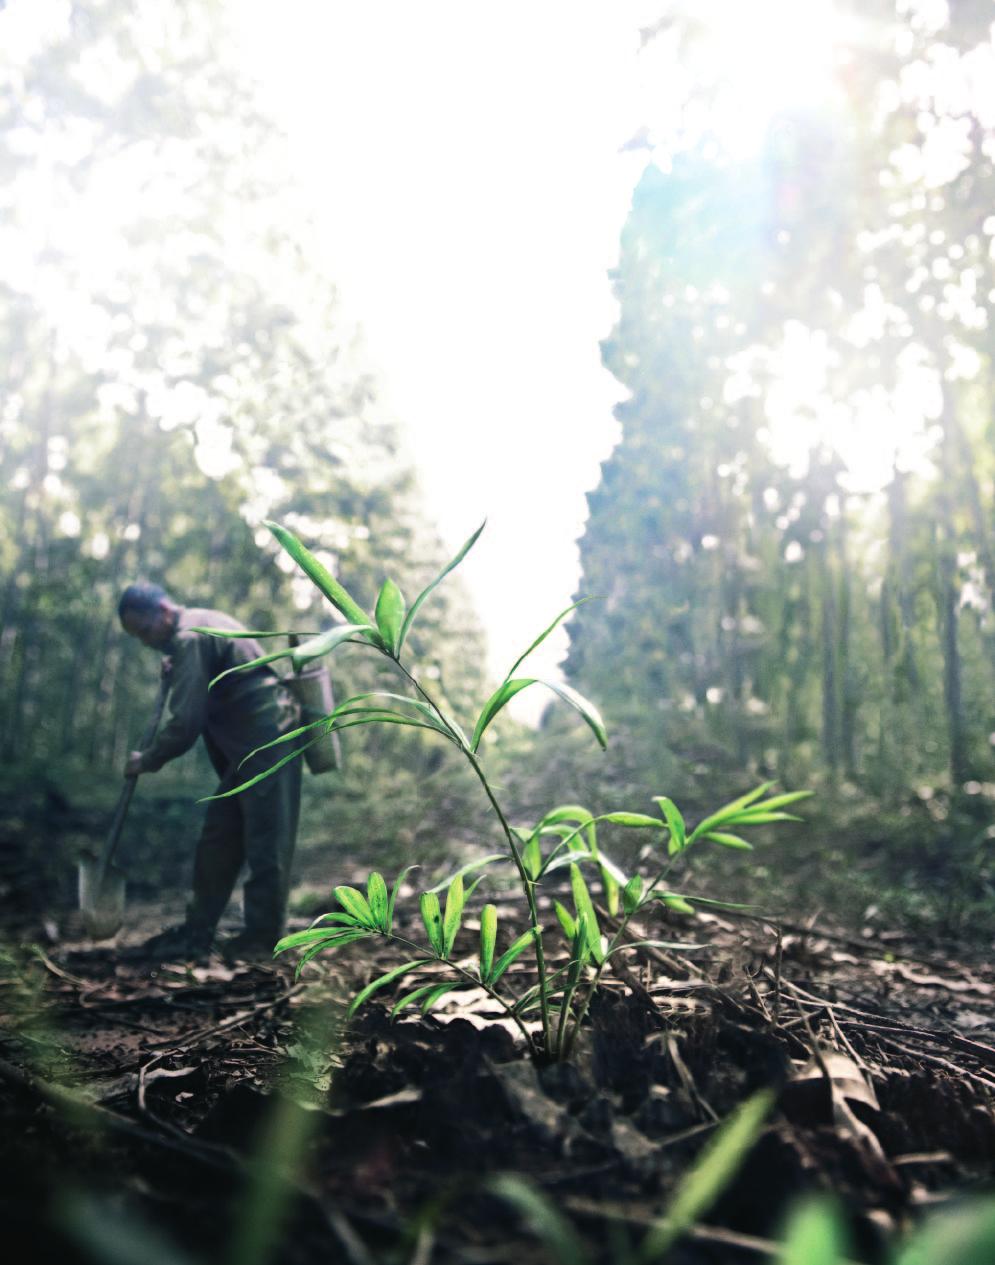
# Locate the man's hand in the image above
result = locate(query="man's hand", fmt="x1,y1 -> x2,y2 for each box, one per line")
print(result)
124,751 -> 145,778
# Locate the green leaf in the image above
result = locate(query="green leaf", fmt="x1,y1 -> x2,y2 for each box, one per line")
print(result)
425,854 -> 506,894
335,885 -> 375,927
640,1089 -> 774,1260
374,578 -> 406,654
471,678 -> 607,753
723,811 -> 802,825
367,872 -> 389,932
391,981 -> 446,1018
289,624 -> 375,671
622,874 -> 644,915
420,891 -> 444,955
388,865 -> 419,931
570,863 -> 604,964
191,627 -> 322,640
209,648 -> 294,690
488,1174 -> 592,1265
396,520 -> 486,655
504,598 -> 595,681
895,1197 -> 995,1265
523,834 -> 542,879
601,866 -> 620,917
777,1198 -> 848,1265
490,928 -> 539,984
442,873 -> 464,957
199,735 -> 320,800
264,519 -> 379,642
703,831 -> 754,851
294,931 -> 372,978
471,678 -> 536,751
553,900 -> 577,941
601,811 -> 668,828
658,892 -> 696,915
237,715 -> 341,769
479,904 -> 497,982
308,911 -> 365,928
653,796 -> 687,855
536,678 -> 607,750
419,982 -> 460,1014
347,959 -> 433,1016
274,926 -> 359,954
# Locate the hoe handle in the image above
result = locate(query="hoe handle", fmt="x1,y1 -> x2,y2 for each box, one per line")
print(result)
97,672 -> 171,885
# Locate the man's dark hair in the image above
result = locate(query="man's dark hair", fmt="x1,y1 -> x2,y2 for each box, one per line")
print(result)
118,582 -> 169,623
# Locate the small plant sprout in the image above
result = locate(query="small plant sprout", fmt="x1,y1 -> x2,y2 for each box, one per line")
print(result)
198,520 -> 810,1063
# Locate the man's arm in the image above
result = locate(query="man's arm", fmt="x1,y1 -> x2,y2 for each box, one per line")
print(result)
134,634 -> 211,773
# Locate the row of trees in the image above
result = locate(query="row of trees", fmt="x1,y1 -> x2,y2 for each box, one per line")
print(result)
0,1 -> 484,827
563,1 -> 995,807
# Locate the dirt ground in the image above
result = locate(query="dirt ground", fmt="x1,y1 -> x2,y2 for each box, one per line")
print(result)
2,872 -> 995,1265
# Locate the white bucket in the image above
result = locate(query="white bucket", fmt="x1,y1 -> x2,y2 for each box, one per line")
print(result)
283,666 -> 342,774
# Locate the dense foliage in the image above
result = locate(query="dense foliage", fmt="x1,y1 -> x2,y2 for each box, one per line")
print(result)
564,2 -> 995,815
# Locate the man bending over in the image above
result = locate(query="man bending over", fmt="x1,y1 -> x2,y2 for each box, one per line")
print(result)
119,583 -> 302,960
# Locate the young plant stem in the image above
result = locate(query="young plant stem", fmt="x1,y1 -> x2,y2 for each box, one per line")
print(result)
389,656 -> 555,1057
561,858 -> 678,1061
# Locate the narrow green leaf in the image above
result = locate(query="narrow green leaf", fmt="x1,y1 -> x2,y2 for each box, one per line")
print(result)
347,959 -> 433,1016
606,938 -> 707,956
895,1197 -> 995,1265
199,735 -> 320,800
191,627 -> 322,639
420,982 -> 460,1013
425,854 -> 506,894
653,796 -> 687,855
442,873 -> 464,957
535,678 -> 608,750
209,648 -> 293,690
265,519 -> 376,636
396,520 -> 486,655
601,811 -> 668,828
491,928 -> 539,984
391,982 -> 445,1018
554,900 -> 577,941
777,1198 -> 848,1265
388,865 -> 419,931
374,578 -> 406,654
504,598 -> 595,681
420,891 -> 444,955
479,904 -> 497,982
308,911 -> 365,928
703,831 -> 754,851
471,678 -> 536,751
640,1090 -> 774,1260
523,834 -> 542,879
622,874 -> 644,915
274,926 -> 358,954
659,892 -> 696,915
335,885 -> 375,926
723,811 -> 802,825
570,863 -> 604,964
294,931 -> 372,977
367,872 -> 389,931
237,715 -> 339,769
601,866 -> 620,917
289,623 -> 375,671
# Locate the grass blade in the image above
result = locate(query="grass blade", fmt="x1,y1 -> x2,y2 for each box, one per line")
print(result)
335,885 -> 375,926
639,1089 -> 774,1261
489,1174 -> 592,1265
471,679 -> 535,751
653,796 -> 687,855
425,854 -> 506,894
289,624 -> 375,670
490,928 -> 539,984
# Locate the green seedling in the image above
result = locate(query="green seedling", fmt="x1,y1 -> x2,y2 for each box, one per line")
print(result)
203,520 -> 809,1062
